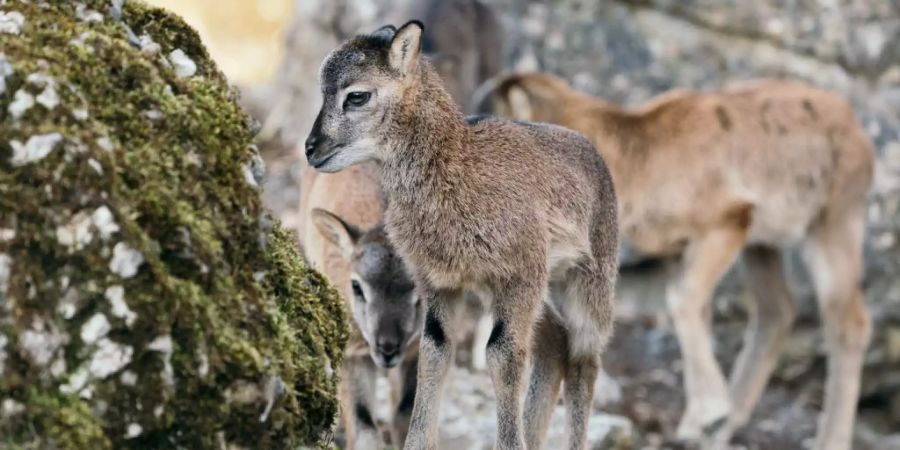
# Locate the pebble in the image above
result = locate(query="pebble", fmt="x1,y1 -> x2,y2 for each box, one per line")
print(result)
80,313 -> 111,344
109,242 -> 145,278
56,211 -> 94,250
168,49 -> 197,78
105,285 -> 137,327
8,89 -> 35,120
89,337 -> 133,378
0,53 -> 12,95
91,206 -> 120,239
0,253 -> 10,295
125,423 -> 143,439
36,83 -> 59,110
9,133 -> 63,166
19,324 -> 63,367
0,11 -> 25,35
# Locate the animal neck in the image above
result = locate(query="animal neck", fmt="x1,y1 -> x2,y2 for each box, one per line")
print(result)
380,63 -> 469,204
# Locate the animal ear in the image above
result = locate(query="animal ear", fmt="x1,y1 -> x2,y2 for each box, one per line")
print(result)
389,20 -> 424,76
311,208 -> 360,261
507,85 -> 534,121
371,24 -> 397,44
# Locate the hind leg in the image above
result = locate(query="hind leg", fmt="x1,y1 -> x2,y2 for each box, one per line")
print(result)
523,300 -> 568,450
803,212 -> 870,450
667,223 -> 748,441
553,262 -> 615,450
719,245 -> 796,441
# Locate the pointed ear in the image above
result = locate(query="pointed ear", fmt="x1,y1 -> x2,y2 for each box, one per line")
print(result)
507,85 -> 534,121
370,24 -> 397,44
389,20 -> 424,76
311,208 -> 361,261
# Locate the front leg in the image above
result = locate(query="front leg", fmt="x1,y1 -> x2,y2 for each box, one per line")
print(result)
403,287 -> 462,450
391,350 -> 418,448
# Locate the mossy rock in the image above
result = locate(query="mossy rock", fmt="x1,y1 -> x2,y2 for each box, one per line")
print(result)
0,1 -> 348,448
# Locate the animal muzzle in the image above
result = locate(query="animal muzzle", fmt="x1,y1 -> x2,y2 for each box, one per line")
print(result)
304,111 -> 335,169
373,333 -> 404,368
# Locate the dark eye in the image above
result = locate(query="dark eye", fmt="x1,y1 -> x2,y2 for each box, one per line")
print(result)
344,91 -> 371,108
351,280 -> 365,300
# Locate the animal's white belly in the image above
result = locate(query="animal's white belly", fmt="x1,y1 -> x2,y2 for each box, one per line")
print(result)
747,201 -> 821,246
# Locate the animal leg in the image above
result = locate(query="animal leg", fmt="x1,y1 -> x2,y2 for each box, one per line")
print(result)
803,212 -> 870,450
487,276 -> 545,450
523,305 -> 567,450
555,262 -> 615,450
341,355 -> 381,450
391,351 -> 418,448
719,245 -> 796,441
667,224 -> 747,442
403,287 -> 462,450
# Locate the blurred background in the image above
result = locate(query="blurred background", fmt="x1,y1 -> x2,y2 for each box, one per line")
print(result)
145,0 -> 900,448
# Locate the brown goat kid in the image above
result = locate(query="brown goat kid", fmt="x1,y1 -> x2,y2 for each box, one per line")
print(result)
305,23 -> 619,450
479,72 -> 875,450
300,164 -> 422,449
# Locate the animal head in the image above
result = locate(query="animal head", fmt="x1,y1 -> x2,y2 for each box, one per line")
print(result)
304,21 -> 425,173
311,208 -> 423,368
474,72 -> 578,123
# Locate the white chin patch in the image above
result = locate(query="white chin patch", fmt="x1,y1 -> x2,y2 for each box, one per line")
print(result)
316,141 -> 377,173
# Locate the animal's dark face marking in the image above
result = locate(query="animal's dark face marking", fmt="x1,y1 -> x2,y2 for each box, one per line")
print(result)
715,106 -> 732,131
423,308 -> 446,347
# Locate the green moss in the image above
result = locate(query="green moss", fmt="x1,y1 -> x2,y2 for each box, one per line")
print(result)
0,1 -> 348,448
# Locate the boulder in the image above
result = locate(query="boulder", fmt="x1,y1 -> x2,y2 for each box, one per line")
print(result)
0,1 -> 348,448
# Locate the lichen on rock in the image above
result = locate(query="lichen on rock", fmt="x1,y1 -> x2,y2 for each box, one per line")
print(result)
0,1 -> 348,448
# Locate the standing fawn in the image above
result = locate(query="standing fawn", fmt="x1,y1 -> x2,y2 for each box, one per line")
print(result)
477,72 -> 875,450
305,22 -> 618,450
299,164 -> 422,449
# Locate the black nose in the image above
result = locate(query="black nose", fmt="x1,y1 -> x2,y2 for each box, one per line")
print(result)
304,135 -> 320,158
376,338 -> 401,359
